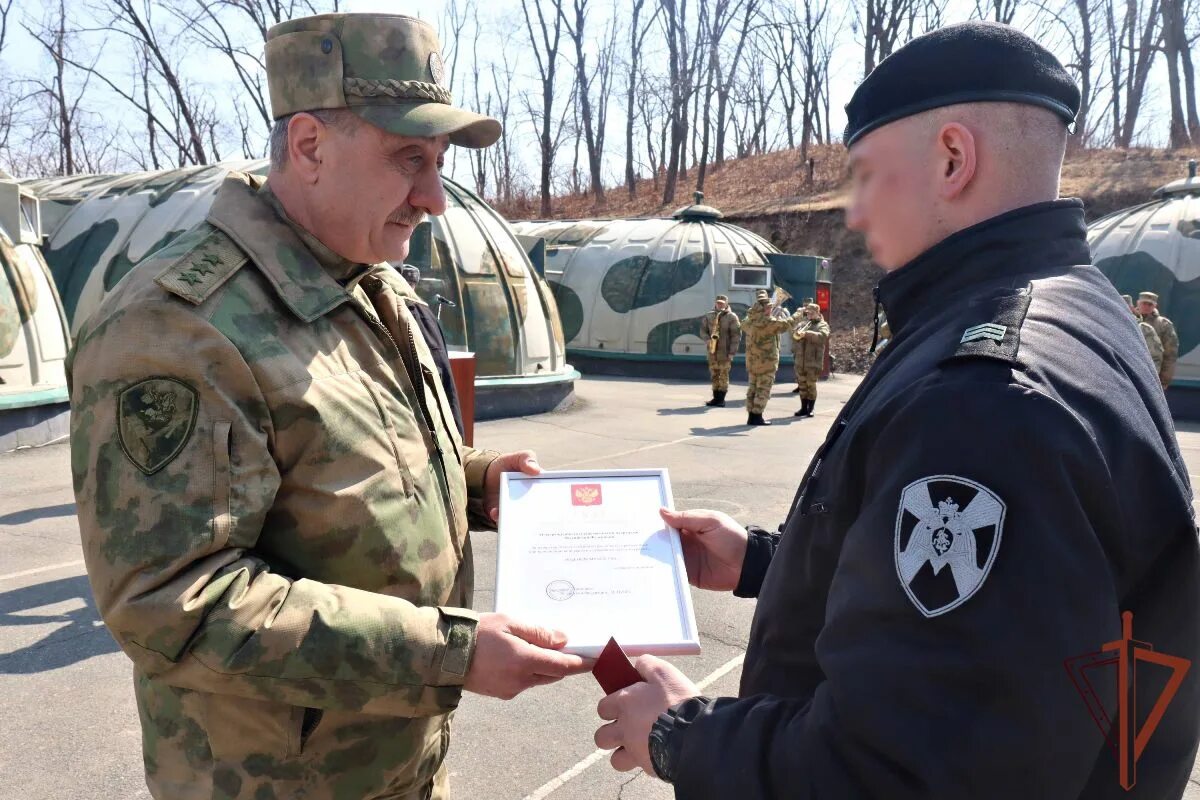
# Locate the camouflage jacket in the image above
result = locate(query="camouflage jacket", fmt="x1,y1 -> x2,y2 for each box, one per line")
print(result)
1145,311 -> 1179,382
790,315 -> 830,370
67,172 -> 498,800
1139,319 -> 1164,372
700,309 -> 741,361
741,306 -> 791,373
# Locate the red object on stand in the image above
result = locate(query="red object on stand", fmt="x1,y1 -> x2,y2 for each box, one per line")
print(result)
448,351 -> 476,447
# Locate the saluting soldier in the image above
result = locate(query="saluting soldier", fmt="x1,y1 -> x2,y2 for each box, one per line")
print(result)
700,294 -> 741,407
740,289 -> 793,426
790,303 -> 830,417
67,14 -> 586,800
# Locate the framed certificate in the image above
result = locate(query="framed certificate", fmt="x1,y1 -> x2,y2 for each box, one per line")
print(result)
495,469 -> 701,658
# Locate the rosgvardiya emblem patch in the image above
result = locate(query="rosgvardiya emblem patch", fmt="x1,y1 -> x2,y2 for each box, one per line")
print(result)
117,377 -> 198,475
894,475 -> 1005,618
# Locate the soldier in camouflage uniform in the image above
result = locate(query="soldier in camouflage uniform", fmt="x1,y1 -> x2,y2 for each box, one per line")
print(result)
1137,291 -> 1179,388
700,294 -> 741,407
790,303 -> 830,418
1124,294 -> 1164,373
67,14 -> 587,800
740,289 -> 792,426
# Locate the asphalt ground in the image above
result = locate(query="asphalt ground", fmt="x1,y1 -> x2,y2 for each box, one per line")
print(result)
2,374 -> 1199,799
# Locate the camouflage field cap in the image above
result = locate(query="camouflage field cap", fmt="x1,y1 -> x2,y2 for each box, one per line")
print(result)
715,294 -> 729,302
806,303 -> 822,313
755,289 -> 770,302
1139,291 -> 1160,303
265,14 -> 501,148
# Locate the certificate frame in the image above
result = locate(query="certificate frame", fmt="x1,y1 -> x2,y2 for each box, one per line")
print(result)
495,468 -> 701,658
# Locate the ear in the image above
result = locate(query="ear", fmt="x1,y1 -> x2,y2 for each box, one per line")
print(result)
286,112 -> 326,185
934,122 -> 977,201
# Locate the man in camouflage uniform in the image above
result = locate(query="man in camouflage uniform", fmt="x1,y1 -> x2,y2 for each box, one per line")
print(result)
700,294 -> 741,407
740,289 -> 792,426
1137,291 -> 1179,388
1124,294 -> 1164,373
790,303 -> 830,418
67,14 -> 586,800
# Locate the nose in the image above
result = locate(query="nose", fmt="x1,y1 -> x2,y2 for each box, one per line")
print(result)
409,165 -> 448,217
845,203 -> 864,233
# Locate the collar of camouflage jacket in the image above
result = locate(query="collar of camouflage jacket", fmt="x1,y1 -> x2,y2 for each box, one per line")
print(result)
206,173 -> 355,323
875,198 -> 1090,338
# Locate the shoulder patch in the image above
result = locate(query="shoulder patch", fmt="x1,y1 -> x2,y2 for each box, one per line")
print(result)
155,230 -> 248,305
941,291 -> 1031,368
117,377 -> 198,475
894,475 -> 1006,618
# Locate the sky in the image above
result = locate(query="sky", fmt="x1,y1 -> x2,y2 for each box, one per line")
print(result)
1,0 -> 1180,186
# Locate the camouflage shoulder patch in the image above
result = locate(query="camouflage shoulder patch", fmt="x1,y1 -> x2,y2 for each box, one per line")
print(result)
155,229 -> 248,305
117,378 -> 198,475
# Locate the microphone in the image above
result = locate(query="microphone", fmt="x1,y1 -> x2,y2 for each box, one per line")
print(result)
435,294 -> 457,308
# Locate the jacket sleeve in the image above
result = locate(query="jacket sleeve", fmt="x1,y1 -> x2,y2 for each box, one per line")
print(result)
729,315 -> 743,354
670,378 -> 1121,799
68,299 -> 478,720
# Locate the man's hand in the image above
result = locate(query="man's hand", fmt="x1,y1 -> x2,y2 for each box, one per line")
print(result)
485,450 -> 542,523
464,612 -> 591,700
660,508 -> 748,592
594,655 -> 700,774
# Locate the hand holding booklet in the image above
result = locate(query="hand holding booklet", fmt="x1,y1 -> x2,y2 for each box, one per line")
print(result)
494,469 -> 700,660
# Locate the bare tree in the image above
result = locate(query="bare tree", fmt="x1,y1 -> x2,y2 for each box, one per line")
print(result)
489,29 -> 518,204
520,0 -> 566,216
1109,0 -> 1162,147
858,0 -> 919,77
712,0 -> 755,167
974,0 -> 1021,21
624,0 -> 661,196
23,0 -> 98,175
560,0 -> 618,204
0,0 -> 13,54
659,0 -> 706,204
1161,0 -> 1198,145
695,0 -> 752,192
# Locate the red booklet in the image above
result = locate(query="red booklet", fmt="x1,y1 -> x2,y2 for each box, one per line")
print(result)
592,637 -> 645,695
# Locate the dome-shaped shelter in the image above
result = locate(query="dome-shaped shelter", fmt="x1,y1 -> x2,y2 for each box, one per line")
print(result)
1088,160 -> 1200,416
23,160 -> 576,424
0,174 -> 72,451
511,194 -> 831,379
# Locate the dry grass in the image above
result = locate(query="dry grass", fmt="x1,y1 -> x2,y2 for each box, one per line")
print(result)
497,145 -> 1200,222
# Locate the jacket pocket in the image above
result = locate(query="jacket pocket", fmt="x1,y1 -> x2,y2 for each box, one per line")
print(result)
203,694 -> 304,761
359,376 -> 417,496
212,421 -> 232,548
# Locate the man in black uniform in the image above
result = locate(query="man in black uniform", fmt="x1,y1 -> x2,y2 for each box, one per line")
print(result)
593,22 -> 1200,799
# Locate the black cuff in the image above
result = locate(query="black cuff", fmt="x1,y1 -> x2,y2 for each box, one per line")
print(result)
649,695 -> 712,784
734,525 -> 780,599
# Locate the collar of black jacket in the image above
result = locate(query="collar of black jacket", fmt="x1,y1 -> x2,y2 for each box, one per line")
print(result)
875,199 -> 1089,337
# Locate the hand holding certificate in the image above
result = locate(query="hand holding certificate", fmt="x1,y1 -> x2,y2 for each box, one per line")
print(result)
494,469 -> 701,658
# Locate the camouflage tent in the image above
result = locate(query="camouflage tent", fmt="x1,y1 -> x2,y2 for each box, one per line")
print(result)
511,195 -> 831,378
0,175 -> 72,450
26,161 -> 571,382
1089,163 -> 1200,389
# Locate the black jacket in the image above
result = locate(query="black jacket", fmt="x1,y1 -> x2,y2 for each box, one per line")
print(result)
667,201 -> 1200,799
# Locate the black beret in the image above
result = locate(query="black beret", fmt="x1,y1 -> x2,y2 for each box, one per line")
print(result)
843,21 -> 1080,147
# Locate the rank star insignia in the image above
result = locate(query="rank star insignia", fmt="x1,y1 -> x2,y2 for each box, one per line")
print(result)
894,475 -> 1005,617
117,378 -> 198,474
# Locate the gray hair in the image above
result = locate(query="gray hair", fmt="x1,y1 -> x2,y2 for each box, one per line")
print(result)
268,109 -> 359,171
